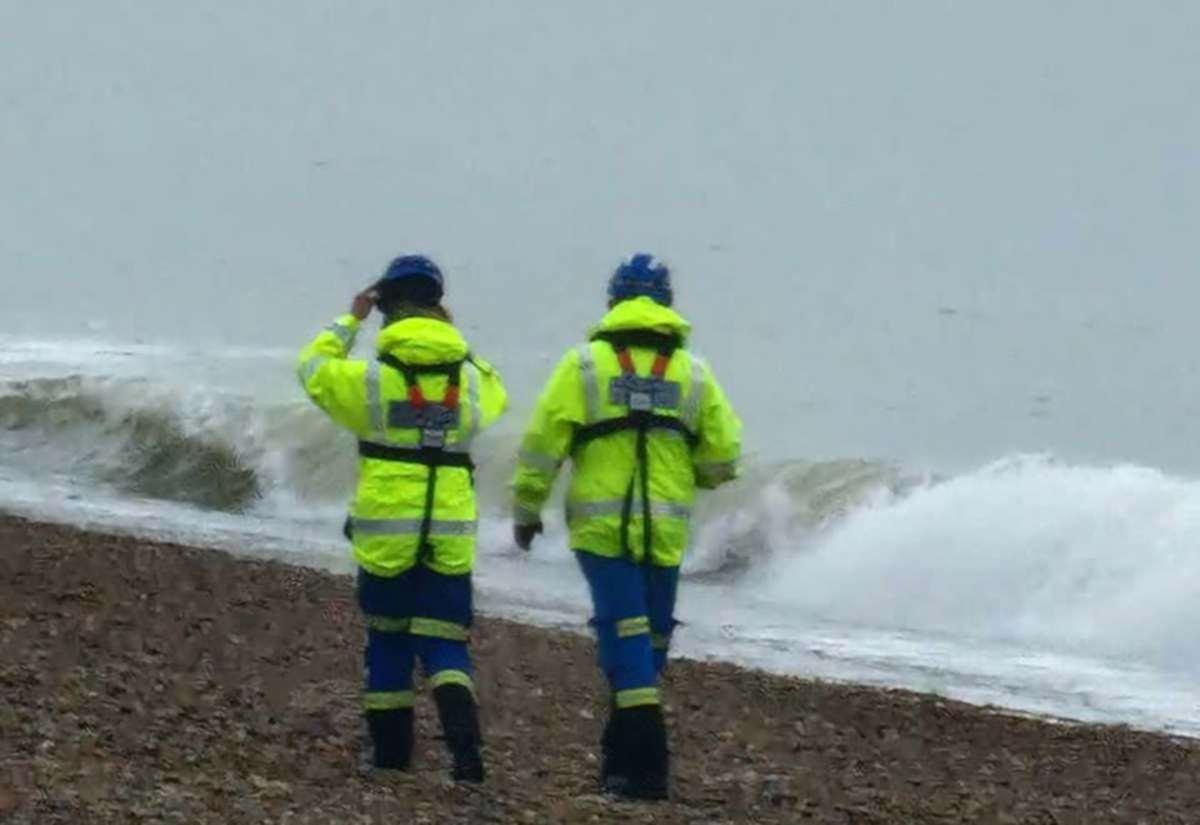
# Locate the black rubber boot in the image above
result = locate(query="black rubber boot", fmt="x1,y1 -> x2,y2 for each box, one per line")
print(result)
600,701 -> 632,795
433,684 -> 485,783
366,708 -> 414,770
617,705 -> 669,801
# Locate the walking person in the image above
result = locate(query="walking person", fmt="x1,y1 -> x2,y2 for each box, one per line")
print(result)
511,253 -> 742,799
298,255 -> 507,780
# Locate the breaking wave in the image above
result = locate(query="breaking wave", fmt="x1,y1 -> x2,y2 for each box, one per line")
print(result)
0,377 -> 262,511
748,455 -> 1200,666
1,363 -> 1197,675
0,373 -> 915,546
0,375 -> 339,512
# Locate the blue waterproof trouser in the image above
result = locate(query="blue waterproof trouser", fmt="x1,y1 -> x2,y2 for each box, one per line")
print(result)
575,551 -> 680,709
356,565 -> 475,711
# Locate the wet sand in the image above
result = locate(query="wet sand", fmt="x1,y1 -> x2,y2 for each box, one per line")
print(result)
1,515 -> 1196,823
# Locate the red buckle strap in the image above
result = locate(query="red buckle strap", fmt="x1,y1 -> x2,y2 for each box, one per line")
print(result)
406,380 -> 461,410
617,348 -> 671,379
616,349 -> 637,375
407,384 -> 427,409
651,353 -> 671,378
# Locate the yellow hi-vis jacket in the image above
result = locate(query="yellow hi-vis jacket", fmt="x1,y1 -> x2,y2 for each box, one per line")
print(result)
299,314 -> 507,577
513,298 -> 742,566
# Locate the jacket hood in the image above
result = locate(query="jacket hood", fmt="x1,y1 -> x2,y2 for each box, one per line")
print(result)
376,317 -> 469,364
591,297 -> 692,342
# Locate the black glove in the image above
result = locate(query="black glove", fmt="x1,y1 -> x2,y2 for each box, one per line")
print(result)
513,521 -> 543,551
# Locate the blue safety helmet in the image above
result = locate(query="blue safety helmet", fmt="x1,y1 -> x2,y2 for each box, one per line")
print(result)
377,254 -> 444,307
608,253 -> 673,306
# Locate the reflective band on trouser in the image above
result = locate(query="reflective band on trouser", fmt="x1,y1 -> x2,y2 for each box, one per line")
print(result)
517,448 -> 561,473
615,687 -> 661,709
365,615 -> 411,632
577,344 -> 600,423
325,322 -> 357,349
567,500 -> 693,521
429,669 -> 475,694
410,618 -> 469,641
650,632 -> 672,651
364,690 -> 415,710
616,616 -> 651,638
350,518 -> 478,537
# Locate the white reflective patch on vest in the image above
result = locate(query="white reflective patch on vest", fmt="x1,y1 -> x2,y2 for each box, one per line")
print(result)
350,517 -> 478,537
462,361 -> 483,450
365,361 -> 385,438
577,344 -> 601,423
387,402 -> 461,431
609,375 -> 681,410
683,354 -> 708,430
565,500 -> 693,521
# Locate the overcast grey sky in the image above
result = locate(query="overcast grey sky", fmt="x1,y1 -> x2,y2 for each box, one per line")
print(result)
3,1 -> 1198,466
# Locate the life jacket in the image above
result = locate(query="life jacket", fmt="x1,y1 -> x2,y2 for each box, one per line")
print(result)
572,330 -> 699,562
356,353 -> 474,561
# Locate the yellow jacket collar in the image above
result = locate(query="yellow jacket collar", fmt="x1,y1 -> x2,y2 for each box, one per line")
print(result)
592,297 -> 692,342
377,317 -> 469,364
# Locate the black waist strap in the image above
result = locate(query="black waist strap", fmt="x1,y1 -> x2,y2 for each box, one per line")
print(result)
573,414 -> 698,452
358,441 -> 475,470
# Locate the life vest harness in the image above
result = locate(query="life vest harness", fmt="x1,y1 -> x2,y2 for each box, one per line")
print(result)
572,330 -> 698,563
356,353 -> 474,561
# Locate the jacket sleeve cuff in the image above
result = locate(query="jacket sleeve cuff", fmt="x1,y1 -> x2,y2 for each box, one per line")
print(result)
513,504 -> 542,526
322,316 -> 362,351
